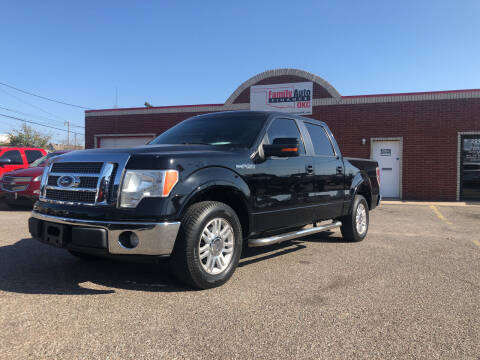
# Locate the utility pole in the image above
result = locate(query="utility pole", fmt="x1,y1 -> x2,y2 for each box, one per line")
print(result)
74,133 -> 77,148
65,120 -> 70,147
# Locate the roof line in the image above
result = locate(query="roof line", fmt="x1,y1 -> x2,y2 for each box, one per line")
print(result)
85,88 -> 480,114
85,103 -> 224,113
342,88 -> 480,99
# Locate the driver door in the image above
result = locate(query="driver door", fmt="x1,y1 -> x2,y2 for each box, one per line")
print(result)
0,150 -> 26,174
249,117 -> 313,233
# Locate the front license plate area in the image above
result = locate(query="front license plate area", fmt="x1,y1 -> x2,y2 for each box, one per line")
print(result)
43,222 -> 65,247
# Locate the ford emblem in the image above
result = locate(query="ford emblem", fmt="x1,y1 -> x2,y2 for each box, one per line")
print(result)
57,175 -> 80,188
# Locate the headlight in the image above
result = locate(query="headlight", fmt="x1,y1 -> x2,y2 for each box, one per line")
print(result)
33,175 -> 42,182
119,169 -> 178,208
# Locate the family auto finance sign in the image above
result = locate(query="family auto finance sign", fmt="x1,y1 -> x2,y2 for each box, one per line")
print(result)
250,82 -> 313,115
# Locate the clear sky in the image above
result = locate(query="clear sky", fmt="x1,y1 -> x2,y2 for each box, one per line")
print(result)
1,0 -> 479,144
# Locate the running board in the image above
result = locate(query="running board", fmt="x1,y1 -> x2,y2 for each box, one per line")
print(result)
248,221 -> 342,247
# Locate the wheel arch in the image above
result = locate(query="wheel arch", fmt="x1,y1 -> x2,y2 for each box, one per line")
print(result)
178,167 -> 252,238
349,171 -> 373,212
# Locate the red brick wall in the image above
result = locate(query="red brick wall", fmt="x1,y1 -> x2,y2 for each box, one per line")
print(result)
308,98 -> 480,200
85,98 -> 480,201
85,111 -> 211,148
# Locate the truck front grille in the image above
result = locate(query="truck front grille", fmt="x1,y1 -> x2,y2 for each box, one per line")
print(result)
1,183 -> 28,192
45,189 -> 96,203
41,161 -> 118,206
47,175 -> 98,188
51,162 -> 103,174
2,176 -> 33,183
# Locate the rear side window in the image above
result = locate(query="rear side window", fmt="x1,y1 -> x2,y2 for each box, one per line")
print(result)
0,150 -> 23,165
266,118 -> 305,155
304,123 -> 335,156
25,150 -> 44,163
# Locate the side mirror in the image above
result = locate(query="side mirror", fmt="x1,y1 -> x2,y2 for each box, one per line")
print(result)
263,137 -> 299,158
0,158 -> 11,167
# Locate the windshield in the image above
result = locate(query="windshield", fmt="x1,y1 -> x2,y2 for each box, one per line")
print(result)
29,152 -> 63,167
149,112 -> 267,148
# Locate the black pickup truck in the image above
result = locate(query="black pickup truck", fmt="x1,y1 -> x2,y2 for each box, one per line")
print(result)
29,111 -> 380,289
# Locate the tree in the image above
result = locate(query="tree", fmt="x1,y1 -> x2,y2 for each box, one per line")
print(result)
8,124 -> 52,148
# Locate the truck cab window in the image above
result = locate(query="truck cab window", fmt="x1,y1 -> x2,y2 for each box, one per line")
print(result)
25,150 -> 44,163
304,122 -> 335,156
0,150 -> 23,164
266,118 -> 305,155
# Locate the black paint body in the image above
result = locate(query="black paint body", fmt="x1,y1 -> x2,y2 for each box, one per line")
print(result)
34,111 -> 380,238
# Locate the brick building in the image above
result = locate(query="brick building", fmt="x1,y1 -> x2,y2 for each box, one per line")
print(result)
85,68 -> 480,201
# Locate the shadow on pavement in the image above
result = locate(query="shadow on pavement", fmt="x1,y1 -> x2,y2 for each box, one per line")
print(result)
0,202 -> 32,212
301,230 -> 346,243
0,238 -> 188,295
239,230 -> 345,266
0,230 -> 344,296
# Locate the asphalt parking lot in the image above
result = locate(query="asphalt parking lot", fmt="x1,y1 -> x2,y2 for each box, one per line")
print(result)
0,203 -> 479,359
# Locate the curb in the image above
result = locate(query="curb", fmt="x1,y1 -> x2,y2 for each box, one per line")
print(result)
381,200 -> 480,207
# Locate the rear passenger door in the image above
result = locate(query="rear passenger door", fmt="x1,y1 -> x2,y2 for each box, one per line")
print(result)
25,150 -> 44,164
302,122 -> 344,220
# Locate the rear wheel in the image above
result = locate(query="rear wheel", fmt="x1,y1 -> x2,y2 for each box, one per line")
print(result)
170,201 -> 242,289
340,195 -> 369,242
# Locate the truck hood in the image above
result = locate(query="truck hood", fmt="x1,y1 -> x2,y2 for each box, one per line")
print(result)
1,166 -> 44,177
59,144 -> 245,159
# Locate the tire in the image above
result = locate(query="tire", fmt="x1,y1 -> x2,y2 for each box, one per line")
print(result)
68,250 -> 99,261
170,201 -> 243,289
340,195 -> 369,242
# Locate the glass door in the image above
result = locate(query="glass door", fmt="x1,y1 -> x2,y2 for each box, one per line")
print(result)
460,135 -> 480,201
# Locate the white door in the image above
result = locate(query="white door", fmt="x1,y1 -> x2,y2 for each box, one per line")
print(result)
99,136 -> 153,149
372,140 -> 401,198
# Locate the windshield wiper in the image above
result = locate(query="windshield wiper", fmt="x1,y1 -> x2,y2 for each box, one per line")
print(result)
179,142 -> 211,145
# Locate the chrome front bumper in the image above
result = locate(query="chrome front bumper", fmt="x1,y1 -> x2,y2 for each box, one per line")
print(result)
31,212 -> 180,256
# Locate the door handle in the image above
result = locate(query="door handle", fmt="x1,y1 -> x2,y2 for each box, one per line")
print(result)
336,166 -> 343,174
306,165 -> 314,174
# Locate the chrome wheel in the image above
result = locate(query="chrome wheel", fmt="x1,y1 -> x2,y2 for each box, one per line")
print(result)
198,218 -> 235,275
355,203 -> 367,235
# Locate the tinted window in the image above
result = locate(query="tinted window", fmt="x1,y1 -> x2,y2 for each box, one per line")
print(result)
304,123 -> 335,156
0,150 -> 23,165
266,118 -> 305,155
25,150 -> 43,163
29,152 -> 62,167
150,113 -> 267,148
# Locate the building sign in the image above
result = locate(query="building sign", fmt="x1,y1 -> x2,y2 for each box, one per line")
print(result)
250,82 -> 313,115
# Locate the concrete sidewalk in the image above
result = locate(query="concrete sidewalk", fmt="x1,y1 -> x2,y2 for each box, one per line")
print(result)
382,200 -> 480,207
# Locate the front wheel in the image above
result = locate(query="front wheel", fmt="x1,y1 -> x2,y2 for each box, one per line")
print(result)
340,195 -> 369,242
170,201 -> 243,289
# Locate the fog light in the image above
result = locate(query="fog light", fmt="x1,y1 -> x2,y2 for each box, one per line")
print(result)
118,231 -> 139,249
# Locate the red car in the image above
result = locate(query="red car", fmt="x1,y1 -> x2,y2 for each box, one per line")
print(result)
0,146 -> 47,178
0,151 -> 69,207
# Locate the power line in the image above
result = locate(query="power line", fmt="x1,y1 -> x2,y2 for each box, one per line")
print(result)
0,105 -> 84,129
0,113 -> 83,135
0,81 -> 90,109
0,87 -> 84,127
